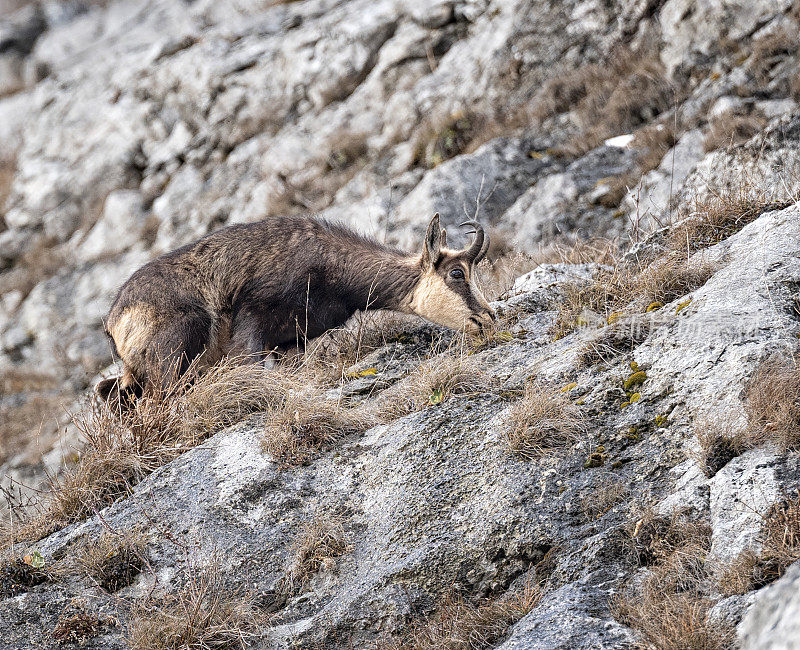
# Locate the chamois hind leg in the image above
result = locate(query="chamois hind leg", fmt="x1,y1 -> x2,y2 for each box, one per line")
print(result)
229,303 -> 286,364
143,311 -> 214,392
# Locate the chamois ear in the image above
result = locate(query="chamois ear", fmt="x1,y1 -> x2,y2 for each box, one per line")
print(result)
422,213 -> 442,267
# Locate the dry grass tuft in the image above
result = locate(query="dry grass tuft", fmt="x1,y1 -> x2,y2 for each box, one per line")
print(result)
692,415 -> 750,478
669,191 -> 791,253
745,355 -> 800,451
479,238 -> 618,301
0,156 -> 15,212
53,606 -> 113,644
703,109 -> 768,153
282,515 -> 348,594
748,26 -> 800,88
262,391 -> 375,467
759,493 -> 800,581
9,358 -> 291,543
0,556 -> 49,597
383,587 -> 541,650
128,560 -> 260,650
623,509 -> 711,568
613,510 -> 733,650
718,492 -> 800,595
378,355 -> 490,420
412,110 -> 487,168
553,254 -> 714,338
532,46 -> 675,156
73,529 -> 147,592
580,477 -> 629,521
504,382 -> 585,459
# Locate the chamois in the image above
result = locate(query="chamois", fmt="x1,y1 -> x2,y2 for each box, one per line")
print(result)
96,214 -> 496,403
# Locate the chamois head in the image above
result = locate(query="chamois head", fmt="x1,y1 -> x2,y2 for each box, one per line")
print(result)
408,213 -> 496,335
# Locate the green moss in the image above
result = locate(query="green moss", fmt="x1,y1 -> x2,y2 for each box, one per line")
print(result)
623,370 -> 647,390
675,298 -> 692,314
654,414 -> 668,427
645,301 -> 663,312
629,392 -> 641,403
560,382 -> 578,393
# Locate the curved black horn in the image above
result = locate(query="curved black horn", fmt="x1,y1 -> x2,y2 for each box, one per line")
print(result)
476,229 -> 490,264
459,220 -> 485,262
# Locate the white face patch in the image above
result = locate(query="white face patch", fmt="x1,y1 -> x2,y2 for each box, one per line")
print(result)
408,268 -> 493,333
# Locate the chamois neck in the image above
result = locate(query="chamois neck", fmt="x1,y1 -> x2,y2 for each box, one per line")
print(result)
332,238 -> 421,312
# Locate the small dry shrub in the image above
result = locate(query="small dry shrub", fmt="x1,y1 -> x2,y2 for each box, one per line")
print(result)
578,318 -> 650,366
128,561 -> 260,650
53,606 -> 113,644
73,529 -> 146,591
263,391 -> 375,467
383,587 -> 541,650
613,511 -> 733,650
745,355 -> 800,451
692,415 -> 749,478
282,515 -> 347,594
669,191 -> 791,253
597,125 -> 677,208
703,109 -> 768,153
504,382 -> 585,459
378,355 -> 489,420
0,556 -> 49,597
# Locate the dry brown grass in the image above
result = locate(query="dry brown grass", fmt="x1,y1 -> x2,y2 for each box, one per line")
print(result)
580,476 -> 629,521
504,382 -> 585,459
382,587 -> 541,650
532,46 -> 675,156
718,492 -> 800,595
703,109 -> 768,153
746,355 -> 800,451
0,157 -> 15,212
553,254 -> 714,338
281,515 -> 348,594
72,529 -> 147,592
377,355 -> 490,420
8,358 -> 292,543
478,237 -> 618,301
262,390 -> 375,467
596,125 -> 677,208
613,511 -> 733,650
53,605 -> 114,644
692,415 -> 750,478
748,26 -> 800,89
0,555 -> 49,597
0,237 -> 69,300
128,560 -> 260,650
670,190 -> 791,253
412,110 -> 487,169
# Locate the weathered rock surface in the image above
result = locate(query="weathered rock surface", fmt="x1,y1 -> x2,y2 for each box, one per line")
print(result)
3,0 -> 800,647
2,202 -> 799,648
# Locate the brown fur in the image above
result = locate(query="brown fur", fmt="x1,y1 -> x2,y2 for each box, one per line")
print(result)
98,214 -> 494,402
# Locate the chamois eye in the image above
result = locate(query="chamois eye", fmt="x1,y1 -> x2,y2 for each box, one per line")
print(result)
449,268 -> 465,280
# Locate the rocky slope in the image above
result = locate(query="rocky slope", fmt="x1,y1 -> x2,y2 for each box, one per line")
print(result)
2,0 -> 800,648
